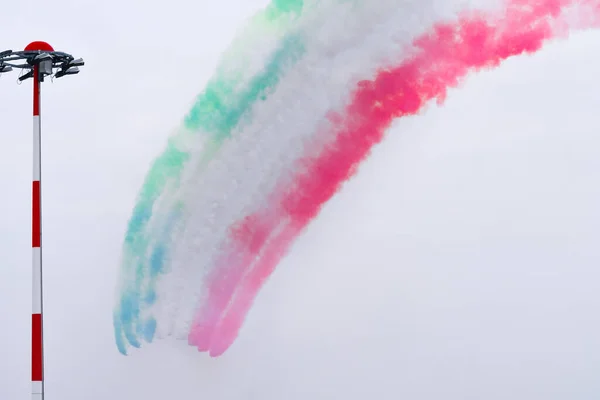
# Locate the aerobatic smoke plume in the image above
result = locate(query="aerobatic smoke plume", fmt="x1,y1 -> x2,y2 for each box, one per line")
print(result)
114,0 -> 600,357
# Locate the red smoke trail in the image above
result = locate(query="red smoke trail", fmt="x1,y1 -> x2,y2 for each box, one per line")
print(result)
193,0 -> 600,356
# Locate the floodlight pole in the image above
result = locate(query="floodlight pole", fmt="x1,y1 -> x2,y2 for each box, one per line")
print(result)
32,60 -> 44,400
0,41 -> 84,400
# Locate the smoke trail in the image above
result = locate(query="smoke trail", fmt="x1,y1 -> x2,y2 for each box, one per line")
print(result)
114,0 -> 391,354
183,0 -> 466,353
201,0 -> 600,357
113,0 -> 316,355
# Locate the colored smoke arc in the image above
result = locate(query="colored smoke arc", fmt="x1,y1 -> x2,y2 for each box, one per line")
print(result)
114,0 -> 600,357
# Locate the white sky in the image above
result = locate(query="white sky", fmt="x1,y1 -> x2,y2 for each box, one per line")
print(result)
1,1 -> 600,399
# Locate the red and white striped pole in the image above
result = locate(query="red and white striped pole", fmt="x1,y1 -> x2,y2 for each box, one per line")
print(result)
32,62 -> 44,400
0,40 -> 82,400
26,40 -> 51,400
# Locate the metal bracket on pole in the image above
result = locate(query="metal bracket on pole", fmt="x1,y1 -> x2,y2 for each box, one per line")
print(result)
0,45 -> 84,81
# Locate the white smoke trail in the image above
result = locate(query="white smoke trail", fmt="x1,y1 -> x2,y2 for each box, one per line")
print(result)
149,0 -> 498,341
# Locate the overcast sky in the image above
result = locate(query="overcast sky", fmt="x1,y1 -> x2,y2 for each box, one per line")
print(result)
2,1 -> 600,399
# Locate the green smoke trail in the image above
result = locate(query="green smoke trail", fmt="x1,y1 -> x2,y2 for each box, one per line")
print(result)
114,0 -> 309,355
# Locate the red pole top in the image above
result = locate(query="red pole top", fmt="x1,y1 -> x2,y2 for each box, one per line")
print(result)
24,41 -> 54,52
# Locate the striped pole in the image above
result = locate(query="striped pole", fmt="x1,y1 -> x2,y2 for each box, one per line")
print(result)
0,41 -> 82,400
32,62 -> 44,400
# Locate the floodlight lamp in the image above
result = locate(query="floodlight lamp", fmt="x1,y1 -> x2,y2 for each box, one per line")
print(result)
34,53 -> 53,63
19,70 -> 34,81
54,66 -> 79,79
68,58 -> 84,67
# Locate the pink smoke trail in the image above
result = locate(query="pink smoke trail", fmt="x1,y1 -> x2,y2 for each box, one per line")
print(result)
192,0 -> 600,356
187,213 -> 277,351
